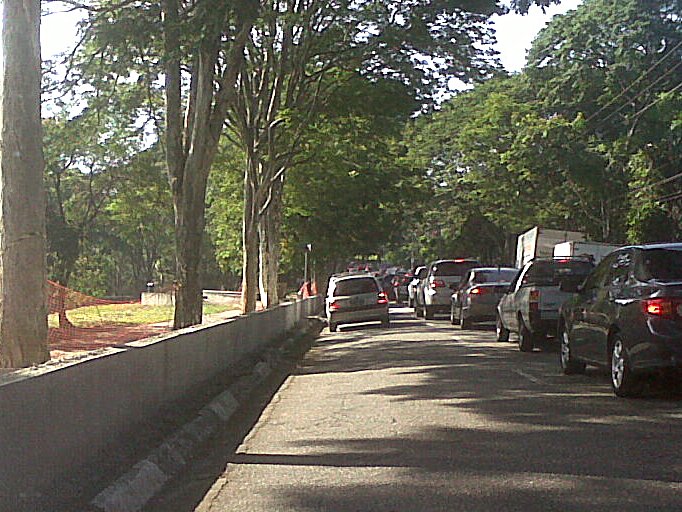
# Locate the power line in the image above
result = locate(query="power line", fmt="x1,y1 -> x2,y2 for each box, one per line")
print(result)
657,191 -> 682,204
592,64 -> 682,129
585,39 -> 682,125
629,79 -> 682,119
630,170 -> 682,196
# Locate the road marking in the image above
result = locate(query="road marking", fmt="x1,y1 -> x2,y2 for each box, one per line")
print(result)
513,368 -> 543,384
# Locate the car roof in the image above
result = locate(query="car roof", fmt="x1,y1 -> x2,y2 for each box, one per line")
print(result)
429,258 -> 479,265
619,242 -> 682,251
331,273 -> 377,283
469,267 -> 517,272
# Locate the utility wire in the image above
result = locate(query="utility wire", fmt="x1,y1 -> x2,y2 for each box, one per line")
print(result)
585,39 -> 682,125
629,79 -> 682,119
630,170 -> 682,196
592,64 -> 682,129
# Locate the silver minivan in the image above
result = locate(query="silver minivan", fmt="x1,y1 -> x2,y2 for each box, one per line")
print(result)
326,274 -> 390,332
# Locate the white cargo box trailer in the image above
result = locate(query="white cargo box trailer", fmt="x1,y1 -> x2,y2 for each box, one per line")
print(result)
553,240 -> 620,263
516,227 -> 585,268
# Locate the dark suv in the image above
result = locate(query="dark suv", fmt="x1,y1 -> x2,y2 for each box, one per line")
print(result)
558,243 -> 682,397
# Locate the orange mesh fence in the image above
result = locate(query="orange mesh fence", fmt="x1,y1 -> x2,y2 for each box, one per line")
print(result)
47,281 -> 172,359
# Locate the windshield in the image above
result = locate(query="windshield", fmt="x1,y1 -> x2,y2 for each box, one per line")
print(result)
334,278 -> 379,296
524,260 -> 594,286
638,248 -> 682,281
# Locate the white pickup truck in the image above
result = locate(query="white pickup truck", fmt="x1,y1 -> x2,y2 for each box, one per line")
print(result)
496,257 -> 595,351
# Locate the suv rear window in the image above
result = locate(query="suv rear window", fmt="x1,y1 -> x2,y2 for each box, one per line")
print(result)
638,248 -> 682,281
432,261 -> 479,276
334,278 -> 379,296
524,260 -> 594,286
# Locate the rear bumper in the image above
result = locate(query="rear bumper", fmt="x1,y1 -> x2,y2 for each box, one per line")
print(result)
627,319 -> 682,373
462,302 -> 497,321
528,311 -> 559,336
424,289 -> 452,307
328,305 -> 389,326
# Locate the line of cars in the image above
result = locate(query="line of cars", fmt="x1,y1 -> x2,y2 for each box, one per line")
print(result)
409,243 -> 682,397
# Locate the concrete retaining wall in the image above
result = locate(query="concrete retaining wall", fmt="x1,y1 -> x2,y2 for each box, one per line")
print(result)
0,296 -> 321,505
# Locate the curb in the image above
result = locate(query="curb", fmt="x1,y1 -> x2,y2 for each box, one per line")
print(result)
90,319 -> 322,512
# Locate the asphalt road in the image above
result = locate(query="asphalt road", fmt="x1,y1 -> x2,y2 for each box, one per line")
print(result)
145,306 -> 682,512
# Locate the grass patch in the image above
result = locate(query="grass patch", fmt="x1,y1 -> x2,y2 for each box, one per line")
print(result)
49,302 -> 239,328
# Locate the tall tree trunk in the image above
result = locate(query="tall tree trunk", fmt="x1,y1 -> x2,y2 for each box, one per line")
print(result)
162,1 -> 253,328
0,0 -> 49,367
258,176 -> 284,308
172,181 -> 207,328
242,155 -> 259,313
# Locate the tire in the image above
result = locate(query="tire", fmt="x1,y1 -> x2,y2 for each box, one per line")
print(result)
460,307 -> 472,329
518,318 -> 535,352
450,305 -> 459,325
381,316 -> 390,328
611,337 -> 640,397
415,302 -> 424,318
329,322 -> 337,332
424,305 -> 434,320
496,313 -> 510,342
559,327 -> 585,374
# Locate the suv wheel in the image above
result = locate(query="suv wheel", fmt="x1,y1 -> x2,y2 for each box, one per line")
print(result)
611,337 -> 639,397
559,327 -> 585,374
518,318 -> 534,352
415,302 -> 423,318
381,315 -> 390,328
424,305 -> 434,320
329,321 -> 337,332
496,313 -> 509,342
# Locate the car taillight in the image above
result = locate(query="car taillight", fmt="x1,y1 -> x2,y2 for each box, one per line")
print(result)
430,279 -> 446,288
642,298 -> 681,319
329,301 -> 341,311
378,292 -> 389,304
470,287 -> 488,295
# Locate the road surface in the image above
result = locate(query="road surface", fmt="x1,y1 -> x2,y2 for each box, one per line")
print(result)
145,306 -> 682,511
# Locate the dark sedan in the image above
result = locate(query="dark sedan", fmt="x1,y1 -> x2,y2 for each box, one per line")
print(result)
558,243 -> 682,397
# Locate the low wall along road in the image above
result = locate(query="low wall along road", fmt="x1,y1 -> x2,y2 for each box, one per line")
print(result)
0,296 -> 321,507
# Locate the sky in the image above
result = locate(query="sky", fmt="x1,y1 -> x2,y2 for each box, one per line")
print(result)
1,0 -> 582,74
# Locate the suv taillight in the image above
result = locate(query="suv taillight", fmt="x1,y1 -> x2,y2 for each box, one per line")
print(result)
529,289 -> 540,313
430,278 -> 446,288
643,298 -> 681,319
329,301 -> 341,311
378,292 -> 389,304
470,286 -> 488,295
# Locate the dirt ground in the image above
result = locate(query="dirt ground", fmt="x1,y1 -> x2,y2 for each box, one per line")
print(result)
48,308 -> 244,361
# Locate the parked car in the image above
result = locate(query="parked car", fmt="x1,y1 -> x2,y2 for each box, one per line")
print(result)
417,259 -> 480,319
326,273 -> 390,332
496,257 -> 594,351
451,267 -> 519,328
558,243 -> 682,397
408,266 -> 427,309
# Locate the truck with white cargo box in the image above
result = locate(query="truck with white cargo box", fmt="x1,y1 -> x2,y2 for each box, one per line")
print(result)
515,227 -> 585,268
553,240 -> 620,264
